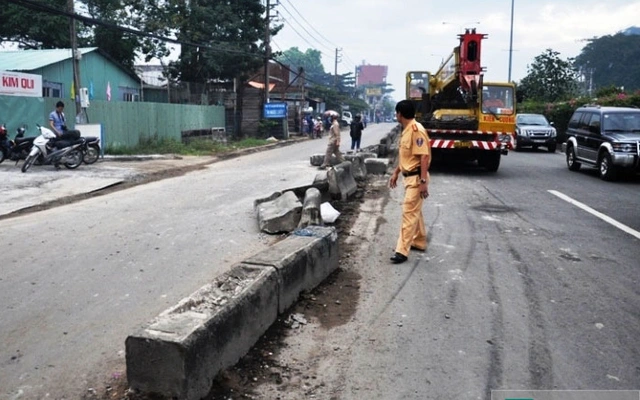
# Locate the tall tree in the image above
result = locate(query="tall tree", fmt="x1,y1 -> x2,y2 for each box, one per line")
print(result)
275,47 -> 328,84
84,0 -> 139,69
518,49 -> 578,102
574,32 -> 640,92
0,0 -> 70,49
171,0 -> 267,84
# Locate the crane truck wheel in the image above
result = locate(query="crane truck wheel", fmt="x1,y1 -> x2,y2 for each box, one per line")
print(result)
479,151 -> 501,172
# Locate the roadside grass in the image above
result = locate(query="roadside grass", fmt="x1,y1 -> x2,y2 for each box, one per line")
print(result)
105,137 -> 271,156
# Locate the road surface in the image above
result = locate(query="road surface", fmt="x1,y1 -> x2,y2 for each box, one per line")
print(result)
0,123 -> 395,400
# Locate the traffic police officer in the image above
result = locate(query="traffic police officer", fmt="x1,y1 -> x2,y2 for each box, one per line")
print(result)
319,114 -> 345,169
389,100 -> 431,264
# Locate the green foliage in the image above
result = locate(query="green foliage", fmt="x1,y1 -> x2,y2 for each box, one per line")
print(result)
106,136 -> 269,155
517,49 -> 579,102
170,0 -> 268,83
258,119 -> 279,137
594,85 -> 624,98
309,84 -> 368,115
84,0 -> 139,70
0,0 -> 70,49
518,90 -> 640,143
574,32 -> 640,92
275,47 -> 327,84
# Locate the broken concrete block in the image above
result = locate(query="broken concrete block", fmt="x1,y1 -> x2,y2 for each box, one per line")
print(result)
327,161 -> 357,200
309,153 -> 340,167
255,191 -> 302,234
364,158 -> 390,175
298,187 -> 323,228
344,153 -> 367,181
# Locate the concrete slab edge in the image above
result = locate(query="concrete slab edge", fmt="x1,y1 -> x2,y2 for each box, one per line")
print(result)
125,226 -> 338,400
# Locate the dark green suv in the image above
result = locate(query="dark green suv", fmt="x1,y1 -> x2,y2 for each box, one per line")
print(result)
563,106 -> 640,181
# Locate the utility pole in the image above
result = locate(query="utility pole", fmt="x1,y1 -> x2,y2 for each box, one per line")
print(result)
334,48 -> 342,87
68,0 -> 82,121
263,0 -> 271,106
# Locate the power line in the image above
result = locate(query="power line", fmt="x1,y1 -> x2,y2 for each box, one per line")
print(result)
278,1 -> 334,53
282,0 -> 338,49
5,0 -> 263,59
276,13 -> 333,60
276,1 -> 357,76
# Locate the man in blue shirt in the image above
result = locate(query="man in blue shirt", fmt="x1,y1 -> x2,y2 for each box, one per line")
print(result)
48,101 -> 79,140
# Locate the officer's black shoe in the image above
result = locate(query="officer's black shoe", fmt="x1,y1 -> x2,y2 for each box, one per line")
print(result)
390,252 -> 408,264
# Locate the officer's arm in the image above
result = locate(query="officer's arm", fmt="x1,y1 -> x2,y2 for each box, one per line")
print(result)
420,154 -> 430,181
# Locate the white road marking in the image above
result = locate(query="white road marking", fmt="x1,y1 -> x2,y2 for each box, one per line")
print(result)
548,190 -> 640,240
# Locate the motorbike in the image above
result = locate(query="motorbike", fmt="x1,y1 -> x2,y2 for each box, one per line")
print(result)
0,125 -> 37,165
81,135 -> 101,164
21,125 -> 85,173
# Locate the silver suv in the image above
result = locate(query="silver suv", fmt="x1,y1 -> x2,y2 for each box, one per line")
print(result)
563,106 -> 640,181
514,113 -> 557,152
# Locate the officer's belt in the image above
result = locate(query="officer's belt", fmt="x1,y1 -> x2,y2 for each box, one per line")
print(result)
402,168 -> 421,177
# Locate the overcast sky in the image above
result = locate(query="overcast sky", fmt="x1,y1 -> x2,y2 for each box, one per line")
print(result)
271,0 -> 640,100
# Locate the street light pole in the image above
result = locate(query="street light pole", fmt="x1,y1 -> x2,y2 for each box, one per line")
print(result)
508,0 -> 515,82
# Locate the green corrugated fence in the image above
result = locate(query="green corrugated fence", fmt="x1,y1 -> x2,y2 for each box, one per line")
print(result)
0,96 -> 225,148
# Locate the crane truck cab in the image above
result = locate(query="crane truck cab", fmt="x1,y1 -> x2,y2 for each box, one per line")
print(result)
406,29 -> 516,172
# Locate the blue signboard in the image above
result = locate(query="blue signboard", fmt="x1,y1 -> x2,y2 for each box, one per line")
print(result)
264,102 -> 287,119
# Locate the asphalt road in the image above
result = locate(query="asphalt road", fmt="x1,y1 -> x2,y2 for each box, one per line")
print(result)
243,148 -> 640,399
0,123 -> 395,399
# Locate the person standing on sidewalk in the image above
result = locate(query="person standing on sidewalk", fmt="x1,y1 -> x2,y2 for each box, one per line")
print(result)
388,100 -> 431,264
319,114 -> 345,169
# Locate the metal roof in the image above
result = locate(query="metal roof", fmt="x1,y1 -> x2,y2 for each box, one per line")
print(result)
0,47 -> 98,71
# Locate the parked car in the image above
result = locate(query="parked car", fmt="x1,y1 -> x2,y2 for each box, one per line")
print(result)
514,113 -> 557,152
563,105 -> 640,181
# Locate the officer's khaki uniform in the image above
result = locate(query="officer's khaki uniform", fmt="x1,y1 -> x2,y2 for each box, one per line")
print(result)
395,120 -> 431,257
321,119 -> 345,168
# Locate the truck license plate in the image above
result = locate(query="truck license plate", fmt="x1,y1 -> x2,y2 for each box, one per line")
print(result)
454,141 -> 472,148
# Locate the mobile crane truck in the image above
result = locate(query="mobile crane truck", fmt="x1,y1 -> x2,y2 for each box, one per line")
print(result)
406,28 -> 516,171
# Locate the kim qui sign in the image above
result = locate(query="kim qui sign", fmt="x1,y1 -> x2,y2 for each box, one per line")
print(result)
263,102 -> 287,119
0,70 -> 42,97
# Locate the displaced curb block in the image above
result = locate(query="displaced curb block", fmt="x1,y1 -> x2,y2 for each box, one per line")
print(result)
298,187 -> 323,228
364,158 -> 390,175
310,153 -> 339,167
254,191 -> 303,234
244,226 -> 338,313
125,264 -> 279,400
344,153 -> 367,181
327,161 -> 357,200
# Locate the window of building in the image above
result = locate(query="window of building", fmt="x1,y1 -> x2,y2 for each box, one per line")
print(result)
43,81 -> 62,98
120,86 -> 140,102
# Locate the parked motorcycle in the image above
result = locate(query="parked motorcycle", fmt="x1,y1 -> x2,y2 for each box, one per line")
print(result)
81,135 -> 101,164
21,125 -> 85,173
0,125 -> 38,165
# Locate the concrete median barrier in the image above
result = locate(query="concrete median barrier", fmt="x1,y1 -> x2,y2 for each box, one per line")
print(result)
126,226 -> 338,399
126,264 -> 279,400
327,161 -> 357,200
244,226 -> 338,313
344,153 -> 367,181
